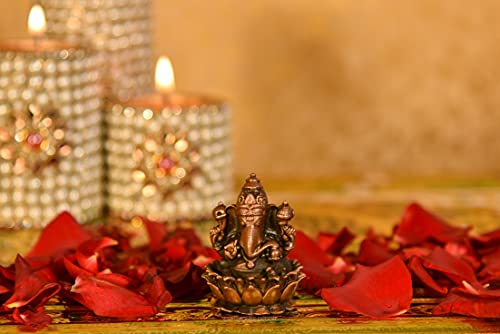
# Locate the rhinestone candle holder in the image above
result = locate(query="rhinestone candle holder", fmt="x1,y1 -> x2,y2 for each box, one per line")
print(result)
106,93 -> 233,222
39,0 -> 154,100
0,39 -> 104,228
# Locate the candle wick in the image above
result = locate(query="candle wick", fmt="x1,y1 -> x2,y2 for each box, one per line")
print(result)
161,94 -> 169,106
33,35 -> 41,49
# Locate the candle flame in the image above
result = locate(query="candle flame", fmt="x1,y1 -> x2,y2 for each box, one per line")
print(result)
155,56 -> 175,94
28,4 -> 47,36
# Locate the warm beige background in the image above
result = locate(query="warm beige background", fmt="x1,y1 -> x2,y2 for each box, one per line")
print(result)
2,0 -> 500,180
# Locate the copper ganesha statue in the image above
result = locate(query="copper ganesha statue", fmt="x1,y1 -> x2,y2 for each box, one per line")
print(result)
203,173 -> 304,315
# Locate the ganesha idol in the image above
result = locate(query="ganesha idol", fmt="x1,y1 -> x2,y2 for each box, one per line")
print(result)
203,173 -> 304,315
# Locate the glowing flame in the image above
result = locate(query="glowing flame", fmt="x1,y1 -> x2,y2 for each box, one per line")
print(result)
28,4 -> 47,36
155,56 -> 175,94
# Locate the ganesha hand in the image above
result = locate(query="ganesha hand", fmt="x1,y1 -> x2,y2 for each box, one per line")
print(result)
224,240 -> 238,259
269,246 -> 282,261
282,225 -> 296,241
209,226 -> 224,246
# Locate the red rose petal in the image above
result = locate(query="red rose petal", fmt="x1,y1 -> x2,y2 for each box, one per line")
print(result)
444,242 -> 481,271
472,228 -> 500,247
317,227 -> 355,255
143,218 -> 168,250
63,256 -> 93,279
139,272 -> 172,309
358,231 -> 396,266
167,228 -> 204,249
161,239 -> 189,266
400,246 -> 432,261
422,247 -> 477,286
479,248 -> 500,283
71,276 -> 156,318
0,285 -> 10,294
288,230 -> 342,293
96,272 -> 132,288
0,264 -> 14,298
76,237 -> 118,273
394,203 -> 469,246
408,256 -> 448,295
162,262 -> 208,300
27,211 -> 92,259
0,264 -> 15,281
327,256 -> 354,275
289,230 -> 332,266
5,255 -> 61,309
321,256 -> 413,317
12,307 -> 52,331
433,290 -> 500,318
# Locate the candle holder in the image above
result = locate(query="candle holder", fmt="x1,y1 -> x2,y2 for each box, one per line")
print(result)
203,174 -> 304,315
106,94 -> 233,222
39,0 -> 154,100
0,40 -> 104,228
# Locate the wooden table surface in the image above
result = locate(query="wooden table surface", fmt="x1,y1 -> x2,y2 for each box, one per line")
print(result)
1,299 -> 499,333
1,181 -> 499,332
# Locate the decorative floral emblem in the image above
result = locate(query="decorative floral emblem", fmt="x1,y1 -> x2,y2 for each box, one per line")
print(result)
132,130 -> 200,198
0,104 -> 71,175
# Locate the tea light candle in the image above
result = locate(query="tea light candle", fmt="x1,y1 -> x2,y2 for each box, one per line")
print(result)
0,5 -> 104,228
106,57 -> 233,222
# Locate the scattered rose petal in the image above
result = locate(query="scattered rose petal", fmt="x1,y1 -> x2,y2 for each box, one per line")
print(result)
400,246 -> 432,261
12,307 -> 52,331
394,203 -> 469,246
472,228 -> 500,248
4,255 -> 61,309
358,230 -> 396,266
433,289 -> 500,318
421,247 -> 477,286
321,256 -> 412,317
143,218 -> 168,250
162,262 -> 208,300
0,264 -> 14,299
327,256 -> 354,275
289,231 -> 332,266
71,276 -> 157,318
408,256 -> 448,295
2,202 -> 498,324
288,231 -> 342,293
62,256 -> 93,279
478,248 -> 500,283
96,272 -> 132,288
76,237 -> 118,273
444,242 -> 480,271
139,271 -> 172,309
0,285 -> 10,294
317,227 -> 355,255
27,211 -> 92,259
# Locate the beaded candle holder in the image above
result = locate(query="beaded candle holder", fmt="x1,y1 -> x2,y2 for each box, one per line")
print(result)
0,40 -> 104,228
39,0 -> 154,100
106,94 -> 233,222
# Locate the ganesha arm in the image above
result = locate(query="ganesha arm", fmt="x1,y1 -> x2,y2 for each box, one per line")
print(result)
281,224 -> 296,251
210,202 -> 228,250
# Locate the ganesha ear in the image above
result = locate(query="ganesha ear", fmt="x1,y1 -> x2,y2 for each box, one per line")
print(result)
264,205 -> 282,240
225,206 -> 239,235
266,205 -> 279,223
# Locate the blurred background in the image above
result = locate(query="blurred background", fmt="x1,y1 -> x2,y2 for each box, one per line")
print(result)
2,0 -> 500,182
1,0 -> 500,265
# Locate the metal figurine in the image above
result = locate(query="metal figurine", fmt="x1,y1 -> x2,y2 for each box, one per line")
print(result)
203,173 -> 304,315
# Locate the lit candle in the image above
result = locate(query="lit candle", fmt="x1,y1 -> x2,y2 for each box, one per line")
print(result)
0,5 -> 104,228
28,4 -> 47,39
155,56 -> 175,95
106,56 -> 233,223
